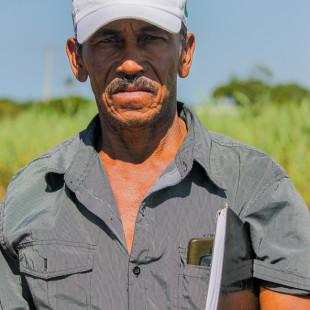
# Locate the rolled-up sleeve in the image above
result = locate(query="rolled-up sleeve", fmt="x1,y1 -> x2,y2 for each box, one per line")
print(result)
244,176 -> 310,294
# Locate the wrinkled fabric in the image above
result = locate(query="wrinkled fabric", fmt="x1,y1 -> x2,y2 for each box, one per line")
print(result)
0,103 -> 309,310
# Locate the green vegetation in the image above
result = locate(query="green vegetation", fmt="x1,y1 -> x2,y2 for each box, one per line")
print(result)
213,79 -> 310,106
0,97 -> 97,199
0,95 -> 309,209
212,66 -> 310,106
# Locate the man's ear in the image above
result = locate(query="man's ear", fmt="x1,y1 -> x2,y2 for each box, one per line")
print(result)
66,38 -> 88,82
178,33 -> 195,78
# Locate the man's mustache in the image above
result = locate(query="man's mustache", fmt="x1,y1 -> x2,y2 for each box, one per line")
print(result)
108,75 -> 156,97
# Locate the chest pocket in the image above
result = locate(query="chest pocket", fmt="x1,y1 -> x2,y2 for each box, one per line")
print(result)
177,262 -> 210,310
19,240 -> 95,310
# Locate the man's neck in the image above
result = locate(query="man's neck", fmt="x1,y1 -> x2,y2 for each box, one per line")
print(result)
97,108 -> 187,165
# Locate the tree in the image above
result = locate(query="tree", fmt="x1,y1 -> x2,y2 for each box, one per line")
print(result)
212,66 -> 310,105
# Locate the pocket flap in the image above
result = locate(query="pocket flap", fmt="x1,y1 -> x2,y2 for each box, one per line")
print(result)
19,241 -> 95,279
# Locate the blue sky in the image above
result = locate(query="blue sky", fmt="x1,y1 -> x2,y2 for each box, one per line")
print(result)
0,0 -> 309,105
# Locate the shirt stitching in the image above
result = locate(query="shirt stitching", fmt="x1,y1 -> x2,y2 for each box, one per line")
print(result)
211,136 -> 287,177
245,173 -> 286,217
21,264 -> 92,278
254,270 -> 310,289
211,149 -> 227,190
0,201 -> 5,245
78,183 -> 121,222
63,119 -> 99,190
254,260 -> 310,281
17,240 -> 96,249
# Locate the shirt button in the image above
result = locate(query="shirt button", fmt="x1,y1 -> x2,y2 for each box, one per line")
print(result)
132,266 -> 141,277
183,161 -> 188,172
0,240 -> 6,249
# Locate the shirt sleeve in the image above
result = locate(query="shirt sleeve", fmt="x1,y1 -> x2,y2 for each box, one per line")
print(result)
0,202 -> 35,310
243,175 -> 310,294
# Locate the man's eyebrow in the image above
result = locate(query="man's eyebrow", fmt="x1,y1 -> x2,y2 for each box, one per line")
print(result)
140,25 -> 166,33
93,28 -> 120,37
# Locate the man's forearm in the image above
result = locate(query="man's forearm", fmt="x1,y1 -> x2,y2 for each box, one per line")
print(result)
259,287 -> 310,310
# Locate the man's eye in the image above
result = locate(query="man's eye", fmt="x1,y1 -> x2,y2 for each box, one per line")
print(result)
142,35 -> 161,42
100,37 -> 118,43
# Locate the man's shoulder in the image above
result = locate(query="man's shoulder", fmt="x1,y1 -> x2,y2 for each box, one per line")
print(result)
208,130 -> 287,178
0,131 -> 87,255
184,104 -> 287,190
200,129 -> 289,215
1,132 -> 81,212
11,133 -> 79,181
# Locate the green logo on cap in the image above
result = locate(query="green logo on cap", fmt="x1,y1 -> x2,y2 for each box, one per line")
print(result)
185,0 -> 188,18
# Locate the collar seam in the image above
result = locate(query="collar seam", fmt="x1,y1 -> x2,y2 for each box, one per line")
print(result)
63,116 -> 100,191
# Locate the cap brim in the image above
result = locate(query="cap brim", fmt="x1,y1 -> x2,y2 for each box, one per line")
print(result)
77,4 -> 182,43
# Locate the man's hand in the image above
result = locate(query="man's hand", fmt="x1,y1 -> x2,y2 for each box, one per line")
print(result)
260,287 -> 310,310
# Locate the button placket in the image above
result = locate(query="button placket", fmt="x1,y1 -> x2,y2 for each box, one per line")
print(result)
128,262 -> 146,310
128,199 -> 151,310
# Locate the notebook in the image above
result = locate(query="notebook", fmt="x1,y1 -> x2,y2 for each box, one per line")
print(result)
205,206 -> 259,310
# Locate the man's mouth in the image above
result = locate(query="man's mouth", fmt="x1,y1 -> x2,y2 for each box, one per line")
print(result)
112,85 -> 153,95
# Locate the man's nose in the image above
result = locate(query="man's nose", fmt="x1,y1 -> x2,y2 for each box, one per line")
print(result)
116,59 -> 145,76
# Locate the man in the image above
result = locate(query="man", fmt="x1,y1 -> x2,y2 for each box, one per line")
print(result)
0,0 -> 309,309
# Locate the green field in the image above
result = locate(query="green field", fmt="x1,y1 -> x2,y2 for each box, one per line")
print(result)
1,97 -> 309,208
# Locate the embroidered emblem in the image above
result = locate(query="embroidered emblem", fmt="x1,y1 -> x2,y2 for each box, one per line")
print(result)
184,0 -> 188,18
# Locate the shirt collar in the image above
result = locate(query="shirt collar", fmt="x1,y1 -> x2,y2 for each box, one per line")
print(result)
45,115 -> 100,191
175,103 -> 227,191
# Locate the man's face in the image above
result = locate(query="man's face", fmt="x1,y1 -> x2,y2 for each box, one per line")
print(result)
72,19 -> 193,129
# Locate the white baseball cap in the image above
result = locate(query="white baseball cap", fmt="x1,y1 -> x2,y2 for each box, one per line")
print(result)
72,0 -> 189,44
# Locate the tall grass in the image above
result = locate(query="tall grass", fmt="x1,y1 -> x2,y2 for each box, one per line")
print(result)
0,97 -> 309,209
0,99 -> 97,198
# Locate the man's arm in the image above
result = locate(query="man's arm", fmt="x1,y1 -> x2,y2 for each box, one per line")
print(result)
260,287 -> 310,310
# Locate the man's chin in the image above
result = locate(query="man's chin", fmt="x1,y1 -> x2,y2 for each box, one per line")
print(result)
106,110 -> 162,129
98,93 -> 174,130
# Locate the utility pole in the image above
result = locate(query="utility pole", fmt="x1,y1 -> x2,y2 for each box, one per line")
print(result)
43,45 -> 54,101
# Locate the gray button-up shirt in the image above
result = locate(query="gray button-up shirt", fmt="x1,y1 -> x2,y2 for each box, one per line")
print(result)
1,103 -> 310,310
